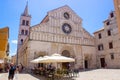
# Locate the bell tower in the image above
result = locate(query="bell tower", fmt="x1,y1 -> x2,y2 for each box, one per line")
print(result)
17,2 -> 31,49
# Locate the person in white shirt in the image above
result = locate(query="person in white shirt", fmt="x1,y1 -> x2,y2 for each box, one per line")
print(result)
14,66 -> 19,80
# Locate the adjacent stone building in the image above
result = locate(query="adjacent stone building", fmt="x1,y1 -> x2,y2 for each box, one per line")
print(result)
11,55 -> 17,64
0,27 -> 9,69
94,11 -> 120,68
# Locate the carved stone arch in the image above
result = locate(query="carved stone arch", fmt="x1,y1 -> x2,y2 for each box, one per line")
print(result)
62,50 -> 70,57
34,51 -> 47,59
60,46 -> 75,58
60,45 -> 75,69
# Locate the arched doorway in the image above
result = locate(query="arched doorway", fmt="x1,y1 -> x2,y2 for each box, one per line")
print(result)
62,50 -> 71,69
34,51 -> 46,68
84,55 -> 89,69
84,60 -> 88,69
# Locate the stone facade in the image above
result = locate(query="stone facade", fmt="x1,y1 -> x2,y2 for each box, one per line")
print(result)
11,55 -> 17,64
0,27 -> 9,69
17,5 -> 96,69
94,11 -> 120,68
17,4 -> 120,69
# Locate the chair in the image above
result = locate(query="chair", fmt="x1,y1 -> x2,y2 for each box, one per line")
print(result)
73,68 -> 79,77
54,69 -> 64,80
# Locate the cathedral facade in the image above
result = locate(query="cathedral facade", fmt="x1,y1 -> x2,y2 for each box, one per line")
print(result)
17,5 -> 96,69
17,2 -> 120,69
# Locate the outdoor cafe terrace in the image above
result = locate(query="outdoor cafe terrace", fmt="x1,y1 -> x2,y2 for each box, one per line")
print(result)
30,53 -> 79,80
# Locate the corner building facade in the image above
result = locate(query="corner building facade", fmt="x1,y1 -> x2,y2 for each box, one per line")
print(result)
0,27 -> 9,69
94,11 -> 120,68
17,5 -> 96,69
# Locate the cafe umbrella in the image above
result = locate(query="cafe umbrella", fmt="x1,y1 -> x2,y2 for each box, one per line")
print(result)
38,53 -> 75,63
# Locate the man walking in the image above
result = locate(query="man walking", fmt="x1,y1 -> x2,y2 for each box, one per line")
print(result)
8,63 -> 16,80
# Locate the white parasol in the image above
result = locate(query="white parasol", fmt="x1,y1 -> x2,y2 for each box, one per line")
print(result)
38,53 -> 75,63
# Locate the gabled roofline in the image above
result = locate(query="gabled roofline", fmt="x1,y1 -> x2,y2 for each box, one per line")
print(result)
40,15 -> 49,24
93,27 -> 104,34
48,5 -> 83,21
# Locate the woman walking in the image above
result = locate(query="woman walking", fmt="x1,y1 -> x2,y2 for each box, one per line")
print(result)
14,66 -> 19,80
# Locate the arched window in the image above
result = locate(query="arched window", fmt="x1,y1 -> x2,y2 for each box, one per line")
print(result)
21,39 -> 23,44
21,30 -> 24,35
62,50 -> 70,57
25,30 -> 28,35
26,21 -> 29,26
22,20 -> 25,25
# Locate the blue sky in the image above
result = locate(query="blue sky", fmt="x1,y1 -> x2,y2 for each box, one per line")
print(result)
0,0 -> 114,56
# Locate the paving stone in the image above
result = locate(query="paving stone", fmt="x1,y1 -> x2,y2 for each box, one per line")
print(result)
0,69 -> 120,80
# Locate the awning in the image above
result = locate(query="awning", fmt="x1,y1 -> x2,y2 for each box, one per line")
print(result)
0,59 -> 4,63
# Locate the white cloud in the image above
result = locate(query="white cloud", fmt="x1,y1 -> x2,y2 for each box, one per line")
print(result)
10,49 -> 17,56
10,53 -> 16,56
11,40 -> 18,44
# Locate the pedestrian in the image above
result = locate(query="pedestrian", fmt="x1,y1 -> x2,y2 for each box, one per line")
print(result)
67,63 -> 71,70
19,63 -> 24,73
8,63 -> 16,80
14,66 -> 19,80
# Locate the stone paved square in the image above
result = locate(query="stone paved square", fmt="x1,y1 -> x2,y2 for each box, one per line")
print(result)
75,69 -> 120,80
0,69 -> 120,80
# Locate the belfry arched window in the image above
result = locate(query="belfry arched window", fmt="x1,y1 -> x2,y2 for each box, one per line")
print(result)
22,20 -> 25,25
21,30 -> 24,35
21,39 -> 23,44
25,30 -> 28,35
26,21 -> 29,26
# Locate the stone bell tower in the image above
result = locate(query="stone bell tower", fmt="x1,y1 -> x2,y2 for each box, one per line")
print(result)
17,2 -> 31,49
